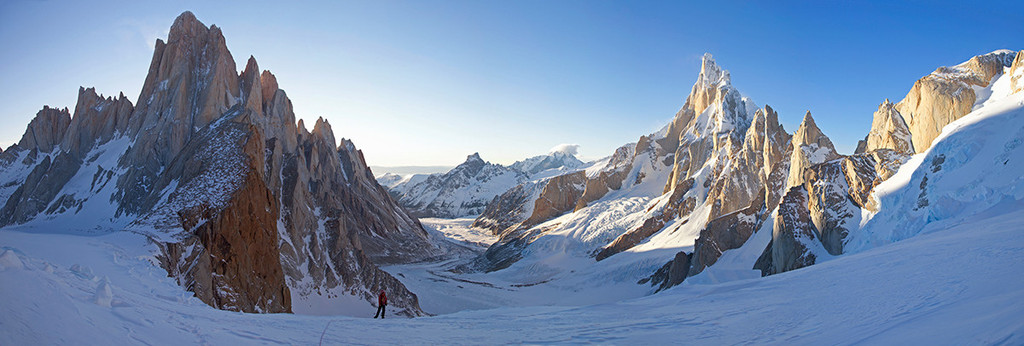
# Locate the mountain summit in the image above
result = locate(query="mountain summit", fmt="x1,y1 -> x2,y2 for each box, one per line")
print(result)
0,11 -> 437,316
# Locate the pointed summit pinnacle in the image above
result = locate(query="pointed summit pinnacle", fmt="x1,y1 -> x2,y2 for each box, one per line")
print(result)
698,53 -> 730,86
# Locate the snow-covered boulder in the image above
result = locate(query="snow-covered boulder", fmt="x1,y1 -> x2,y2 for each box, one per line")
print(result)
0,250 -> 24,270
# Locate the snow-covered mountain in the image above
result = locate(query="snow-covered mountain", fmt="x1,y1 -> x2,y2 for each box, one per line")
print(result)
0,11 -> 437,316
466,50 -> 1024,295
384,149 -> 586,218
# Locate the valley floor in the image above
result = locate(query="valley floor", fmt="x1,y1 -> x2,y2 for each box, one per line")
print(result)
2,209 -> 1023,344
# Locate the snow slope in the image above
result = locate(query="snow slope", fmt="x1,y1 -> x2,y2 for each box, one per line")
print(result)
848,64 -> 1024,254
2,205 -> 1022,344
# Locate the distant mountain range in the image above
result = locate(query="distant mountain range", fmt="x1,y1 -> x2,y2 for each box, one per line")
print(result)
381,151 -> 587,218
370,165 -> 454,176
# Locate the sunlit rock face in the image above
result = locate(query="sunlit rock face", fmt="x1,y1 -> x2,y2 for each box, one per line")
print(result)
895,50 -> 1016,153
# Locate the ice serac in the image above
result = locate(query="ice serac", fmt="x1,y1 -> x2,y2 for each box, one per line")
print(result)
896,50 -> 1016,153
786,111 -> 839,189
858,100 -> 913,155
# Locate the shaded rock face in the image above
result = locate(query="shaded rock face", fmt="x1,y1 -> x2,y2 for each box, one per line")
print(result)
641,251 -> 692,292
158,119 -> 290,313
762,150 -> 908,274
17,106 -> 71,154
116,10 -> 242,216
63,87 -> 135,157
769,186 -> 819,274
689,191 -> 767,276
0,11 -> 434,316
896,50 -> 1016,153
0,89 -> 134,225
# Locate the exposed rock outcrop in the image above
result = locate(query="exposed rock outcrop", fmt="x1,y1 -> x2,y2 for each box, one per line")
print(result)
786,111 -> 839,189
157,116 -> 290,312
768,186 -> 819,274
0,11 -> 435,316
707,105 -> 791,220
858,100 -> 913,155
896,50 -> 1016,153
689,190 -> 767,276
116,10 -> 242,215
641,251 -> 691,292
62,87 -> 134,157
17,106 -> 71,154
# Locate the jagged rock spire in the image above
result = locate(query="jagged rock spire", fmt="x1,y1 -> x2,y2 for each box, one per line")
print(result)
786,111 -> 839,188
861,99 -> 913,155
17,106 -> 71,153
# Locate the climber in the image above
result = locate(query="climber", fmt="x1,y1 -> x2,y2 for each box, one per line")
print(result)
373,289 -> 387,319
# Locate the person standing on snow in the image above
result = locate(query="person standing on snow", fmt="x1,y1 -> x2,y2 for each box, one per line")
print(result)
373,289 -> 387,319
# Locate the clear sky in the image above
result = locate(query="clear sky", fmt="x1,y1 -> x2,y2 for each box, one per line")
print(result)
1,1 -> 1021,167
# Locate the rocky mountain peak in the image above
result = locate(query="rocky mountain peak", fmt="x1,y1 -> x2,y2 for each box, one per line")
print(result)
861,99 -> 913,154
18,106 -> 71,153
167,11 -> 209,44
311,117 -> 336,145
62,87 -> 134,156
260,70 -> 279,105
697,53 -> 730,87
793,111 -> 831,148
466,152 -> 483,163
786,111 -> 839,188
240,55 -> 262,111
896,50 -> 1017,153
953,49 -> 1017,83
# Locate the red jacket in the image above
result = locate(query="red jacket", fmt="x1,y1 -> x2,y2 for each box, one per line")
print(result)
378,291 -> 387,306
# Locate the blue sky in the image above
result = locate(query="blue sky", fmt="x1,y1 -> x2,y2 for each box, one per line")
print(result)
1,1 -> 1021,166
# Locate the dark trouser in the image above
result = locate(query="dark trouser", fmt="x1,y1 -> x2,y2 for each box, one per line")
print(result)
374,304 -> 386,318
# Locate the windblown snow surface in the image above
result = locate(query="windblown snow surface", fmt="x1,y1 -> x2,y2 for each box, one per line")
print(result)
3,68 -> 1024,345
2,204 -> 1022,344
